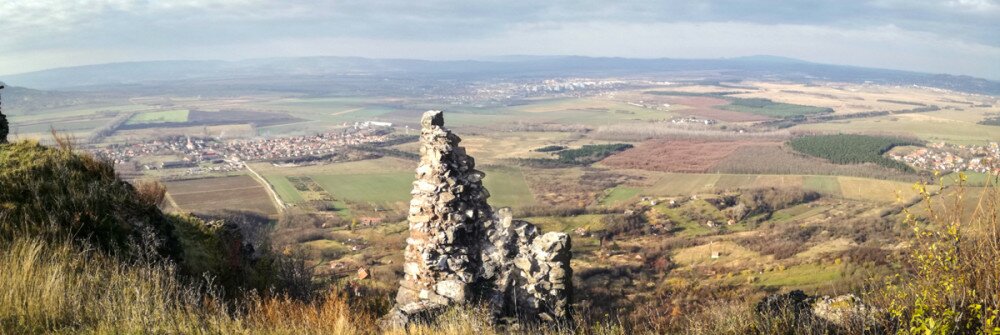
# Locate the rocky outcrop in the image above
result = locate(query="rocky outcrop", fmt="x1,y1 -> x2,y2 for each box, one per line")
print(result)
384,110 -> 573,329
1,84 -> 8,143
756,290 -> 878,331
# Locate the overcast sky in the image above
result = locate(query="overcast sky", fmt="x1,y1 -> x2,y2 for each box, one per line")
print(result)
1,0 -> 998,79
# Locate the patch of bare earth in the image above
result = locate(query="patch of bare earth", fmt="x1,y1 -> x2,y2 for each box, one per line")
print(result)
668,97 -> 773,122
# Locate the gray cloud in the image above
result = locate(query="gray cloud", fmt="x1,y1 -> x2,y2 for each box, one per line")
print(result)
0,0 -> 997,79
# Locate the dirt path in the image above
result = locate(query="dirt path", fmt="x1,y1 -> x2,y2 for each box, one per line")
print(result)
245,165 -> 286,213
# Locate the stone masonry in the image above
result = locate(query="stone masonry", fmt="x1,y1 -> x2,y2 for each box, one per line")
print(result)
384,110 -> 572,328
0,83 -> 7,143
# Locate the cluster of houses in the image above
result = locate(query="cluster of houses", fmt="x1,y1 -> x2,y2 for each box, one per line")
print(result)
90,127 -> 393,171
669,116 -> 718,125
888,142 -> 999,174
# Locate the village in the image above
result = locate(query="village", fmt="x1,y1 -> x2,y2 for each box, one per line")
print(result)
889,141 -> 1000,174
89,126 -> 394,173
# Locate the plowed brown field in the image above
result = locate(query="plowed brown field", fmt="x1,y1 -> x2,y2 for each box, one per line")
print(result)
668,97 -> 772,122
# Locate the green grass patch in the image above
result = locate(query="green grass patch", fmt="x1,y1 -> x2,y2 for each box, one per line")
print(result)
652,201 -> 724,237
941,171 -> 995,187
803,175 -> 842,196
646,173 -> 722,196
482,167 -> 535,208
125,109 -> 189,125
719,98 -> 833,118
714,174 -> 758,190
769,204 -> 822,223
756,263 -> 843,289
311,173 -> 413,205
600,187 -> 641,206
527,214 -> 607,234
265,175 -> 305,204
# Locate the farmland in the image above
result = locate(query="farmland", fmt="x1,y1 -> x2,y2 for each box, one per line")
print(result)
254,157 -> 536,215
659,96 -> 771,122
6,74 -> 998,333
163,175 -> 278,215
600,139 -> 779,172
792,112 -> 1000,145
719,98 -> 833,118
627,172 -> 921,203
124,109 -> 190,125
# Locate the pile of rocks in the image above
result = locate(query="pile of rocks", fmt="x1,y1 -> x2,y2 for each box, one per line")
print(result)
384,110 -> 573,329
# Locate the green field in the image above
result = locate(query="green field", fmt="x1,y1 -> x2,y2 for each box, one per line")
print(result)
802,176 -> 842,196
647,173 -> 722,195
304,167 -> 536,208
769,203 -> 829,223
266,175 -> 305,204
650,201 -> 730,237
600,187 -> 642,206
838,177 -> 924,203
125,109 -> 190,125
258,157 -> 537,210
719,98 -> 833,118
793,113 -> 1000,146
311,172 -> 414,205
482,167 -> 535,208
12,118 -> 113,135
253,95 -> 759,130
940,171 -> 996,187
527,214 -> 607,234
714,174 -> 759,190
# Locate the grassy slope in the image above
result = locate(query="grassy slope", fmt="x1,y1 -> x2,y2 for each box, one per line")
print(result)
637,172 -> 920,203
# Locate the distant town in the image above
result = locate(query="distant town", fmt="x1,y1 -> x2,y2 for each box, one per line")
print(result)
90,125 -> 393,175
889,142 -> 1000,174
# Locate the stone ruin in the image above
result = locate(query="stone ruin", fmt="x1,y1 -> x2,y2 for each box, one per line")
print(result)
383,110 -> 573,329
0,83 -> 7,143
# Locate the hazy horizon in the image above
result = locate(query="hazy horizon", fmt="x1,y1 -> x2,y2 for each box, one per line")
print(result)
2,1 -> 998,80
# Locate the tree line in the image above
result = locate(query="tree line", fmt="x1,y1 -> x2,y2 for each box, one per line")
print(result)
515,143 -> 633,167
788,134 -> 919,172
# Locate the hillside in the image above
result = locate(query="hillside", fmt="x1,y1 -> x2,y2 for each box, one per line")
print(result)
0,140 -> 339,333
2,131 -> 998,334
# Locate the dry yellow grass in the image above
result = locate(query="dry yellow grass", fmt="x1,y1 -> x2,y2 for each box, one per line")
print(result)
0,237 -> 363,334
0,236 -> 629,334
672,241 -> 772,267
730,81 -> 992,115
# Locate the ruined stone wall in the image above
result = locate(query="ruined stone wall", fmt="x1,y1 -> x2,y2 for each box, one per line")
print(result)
386,110 -> 572,328
395,110 -> 492,308
0,85 -> 7,143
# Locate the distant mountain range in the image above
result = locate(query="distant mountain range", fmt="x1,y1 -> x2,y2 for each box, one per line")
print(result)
3,55 -> 998,95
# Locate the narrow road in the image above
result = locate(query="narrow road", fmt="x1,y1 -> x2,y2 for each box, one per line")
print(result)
245,164 -> 286,214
